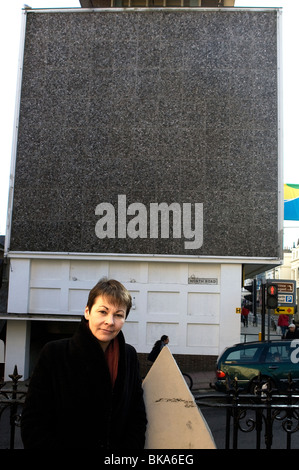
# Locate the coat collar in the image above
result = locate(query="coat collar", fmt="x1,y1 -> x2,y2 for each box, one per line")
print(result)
69,317 -> 127,389
71,317 -> 126,356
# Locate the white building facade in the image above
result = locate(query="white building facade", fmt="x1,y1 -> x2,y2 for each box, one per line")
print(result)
5,253 -> 252,379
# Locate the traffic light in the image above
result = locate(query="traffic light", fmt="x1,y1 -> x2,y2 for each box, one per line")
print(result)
243,279 -> 256,313
266,283 -> 278,309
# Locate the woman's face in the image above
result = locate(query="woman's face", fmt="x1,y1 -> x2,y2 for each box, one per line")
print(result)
84,295 -> 126,350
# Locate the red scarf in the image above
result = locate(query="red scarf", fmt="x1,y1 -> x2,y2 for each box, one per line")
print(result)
105,337 -> 119,388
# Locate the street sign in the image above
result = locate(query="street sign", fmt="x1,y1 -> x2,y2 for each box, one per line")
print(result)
275,306 -> 295,315
270,279 -> 296,311
276,282 -> 294,293
278,294 -> 293,304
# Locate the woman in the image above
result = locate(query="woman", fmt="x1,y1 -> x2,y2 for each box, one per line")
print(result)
21,278 -> 147,449
277,314 -> 289,338
147,335 -> 169,363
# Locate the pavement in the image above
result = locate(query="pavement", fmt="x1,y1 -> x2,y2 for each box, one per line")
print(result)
189,370 -> 216,392
240,319 -> 281,342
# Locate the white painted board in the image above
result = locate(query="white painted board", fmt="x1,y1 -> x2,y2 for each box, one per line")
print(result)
142,346 -> 216,449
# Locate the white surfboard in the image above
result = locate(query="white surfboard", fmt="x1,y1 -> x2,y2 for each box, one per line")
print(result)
142,346 -> 216,449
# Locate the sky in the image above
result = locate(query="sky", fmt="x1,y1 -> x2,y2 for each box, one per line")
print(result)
0,0 -> 298,248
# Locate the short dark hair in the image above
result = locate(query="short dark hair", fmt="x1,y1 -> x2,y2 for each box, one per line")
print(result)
86,278 -> 132,318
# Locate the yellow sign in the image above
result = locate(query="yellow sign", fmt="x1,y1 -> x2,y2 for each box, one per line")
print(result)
236,308 -> 241,314
274,306 -> 295,315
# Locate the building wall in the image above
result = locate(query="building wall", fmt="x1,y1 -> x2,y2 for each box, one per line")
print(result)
8,8 -> 282,259
5,255 -> 241,378
4,8 -> 282,378
266,251 -> 292,280
291,247 -> 299,322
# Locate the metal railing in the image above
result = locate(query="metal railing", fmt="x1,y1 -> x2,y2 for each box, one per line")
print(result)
0,366 -> 27,449
195,374 -> 299,449
2,366 -> 299,449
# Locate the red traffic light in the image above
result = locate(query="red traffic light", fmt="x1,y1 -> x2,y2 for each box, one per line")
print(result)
266,283 -> 278,309
267,285 -> 277,296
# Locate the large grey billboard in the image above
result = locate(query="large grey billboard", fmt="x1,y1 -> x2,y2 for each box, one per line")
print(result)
9,8 -> 281,257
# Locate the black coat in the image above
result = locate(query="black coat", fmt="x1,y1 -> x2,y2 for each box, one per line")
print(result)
147,341 -> 163,362
21,318 -> 147,449
286,327 -> 299,339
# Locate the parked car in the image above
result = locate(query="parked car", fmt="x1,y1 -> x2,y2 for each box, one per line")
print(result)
214,340 -> 299,393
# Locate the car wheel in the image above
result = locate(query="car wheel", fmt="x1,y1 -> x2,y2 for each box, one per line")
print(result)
249,376 -> 275,395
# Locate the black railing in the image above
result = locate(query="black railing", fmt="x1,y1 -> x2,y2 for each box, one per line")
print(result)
2,366 -> 299,449
0,366 -> 27,449
195,373 -> 299,449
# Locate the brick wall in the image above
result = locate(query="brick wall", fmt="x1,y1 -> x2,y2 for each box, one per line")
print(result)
138,352 -> 217,378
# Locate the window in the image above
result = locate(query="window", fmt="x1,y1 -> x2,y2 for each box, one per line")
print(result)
225,346 -> 260,363
265,344 -> 291,363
